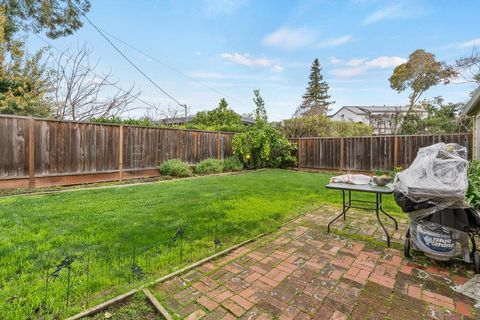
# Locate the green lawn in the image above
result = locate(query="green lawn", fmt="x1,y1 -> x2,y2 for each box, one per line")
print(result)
0,169 -> 402,319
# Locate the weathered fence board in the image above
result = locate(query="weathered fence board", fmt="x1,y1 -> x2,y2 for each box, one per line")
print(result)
0,115 -> 234,189
0,116 -> 30,178
294,133 -> 472,172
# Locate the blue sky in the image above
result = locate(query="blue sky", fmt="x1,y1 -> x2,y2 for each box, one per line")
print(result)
28,0 -> 480,120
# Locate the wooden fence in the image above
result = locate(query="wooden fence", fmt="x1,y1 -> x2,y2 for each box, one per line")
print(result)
0,115 -> 234,189
294,133 -> 473,172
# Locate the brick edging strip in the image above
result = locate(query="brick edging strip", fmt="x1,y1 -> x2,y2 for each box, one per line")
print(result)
65,233 -> 266,320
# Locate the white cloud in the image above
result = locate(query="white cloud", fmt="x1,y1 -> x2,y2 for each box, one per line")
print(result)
365,56 -> 406,68
262,27 -> 314,50
438,38 -> 480,51
457,38 -> 480,49
271,65 -> 284,72
345,58 -> 366,66
220,52 -> 283,72
362,3 -> 423,25
203,0 -> 248,16
330,56 -> 406,78
330,67 -> 367,78
329,56 -> 343,65
318,35 -> 353,48
221,53 -> 270,67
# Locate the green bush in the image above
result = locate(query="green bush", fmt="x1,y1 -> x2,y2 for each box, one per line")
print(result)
233,123 -> 297,169
90,116 -> 158,127
276,114 -> 373,138
158,159 -> 191,177
195,158 -> 224,174
223,156 -> 244,172
188,98 -> 245,133
467,160 -> 480,209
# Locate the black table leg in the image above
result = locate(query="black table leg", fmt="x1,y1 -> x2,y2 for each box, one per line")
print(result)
379,194 -> 398,230
345,190 -> 351,220
328,190 -> 349,233
375,193 -> 391,247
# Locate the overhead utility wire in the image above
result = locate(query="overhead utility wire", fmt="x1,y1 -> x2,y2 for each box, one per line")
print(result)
100,29 -> 247,107
79,11 -> 185,107
33,33 -> 159,110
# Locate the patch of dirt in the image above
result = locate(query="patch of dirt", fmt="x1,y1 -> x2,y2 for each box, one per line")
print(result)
88,293 -> 161,320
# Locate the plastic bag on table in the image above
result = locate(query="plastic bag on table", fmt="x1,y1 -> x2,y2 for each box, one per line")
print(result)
330,174 -> 371,185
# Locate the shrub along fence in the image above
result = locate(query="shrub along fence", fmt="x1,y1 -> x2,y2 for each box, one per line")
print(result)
0,115 -> 234,189
293,133 -> 473,172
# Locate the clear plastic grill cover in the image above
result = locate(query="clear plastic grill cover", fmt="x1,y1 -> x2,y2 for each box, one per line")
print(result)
394,143 -> 472,260
394,143 -> 469,205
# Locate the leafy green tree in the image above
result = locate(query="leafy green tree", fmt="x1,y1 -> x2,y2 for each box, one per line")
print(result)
0,9 -> 52,117
233,124 -> 296,169
0,0 -> 91,118
399,97 -> 471,134
389,49 -> 457,113
276,115 -> 373,138
189,98 -> 243,132
253,89 -> 267,123
2,0 -> 90,42
295,58 -> 334,116
398,112 -> 425,135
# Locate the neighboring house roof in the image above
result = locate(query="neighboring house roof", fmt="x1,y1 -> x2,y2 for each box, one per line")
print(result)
330,105 -> 409,118
161,115 -> 255,125
161,116 -> 195,125
462,86 -> 480,116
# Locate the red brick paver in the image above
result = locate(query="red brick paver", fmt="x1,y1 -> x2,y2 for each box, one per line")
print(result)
149,206 -> 478,319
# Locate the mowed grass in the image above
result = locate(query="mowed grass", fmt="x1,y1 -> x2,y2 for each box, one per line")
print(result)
0,169 -> 402,318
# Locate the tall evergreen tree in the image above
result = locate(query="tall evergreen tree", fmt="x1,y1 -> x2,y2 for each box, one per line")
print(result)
295,58 -> 334,116
253,89 -> 267,124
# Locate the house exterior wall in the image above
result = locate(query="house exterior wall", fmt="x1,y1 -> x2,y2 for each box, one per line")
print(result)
331,108 -> 399,134
475,114 -> 480,160
330,108 -> 364,122
331,107 -> 428,135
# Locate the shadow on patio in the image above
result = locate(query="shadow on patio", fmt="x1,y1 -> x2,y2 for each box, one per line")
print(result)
96,206 -> 478,319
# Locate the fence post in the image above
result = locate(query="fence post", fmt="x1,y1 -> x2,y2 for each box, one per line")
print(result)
178,130 -> 184,160
217,132 -> 221,160
297,138 -> 301,169
118,125 -> 124,181
28,117 -> 35,188
340,137 -> 344,172
393,135 -> 398,170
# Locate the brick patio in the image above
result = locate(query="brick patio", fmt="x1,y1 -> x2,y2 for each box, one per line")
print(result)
148,206 -> 478,319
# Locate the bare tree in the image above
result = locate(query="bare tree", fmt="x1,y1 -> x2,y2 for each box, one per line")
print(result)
455,46 -> 480,85
51,44 -> 141,121
158,104 -> 191,120
367,107 -> 405,135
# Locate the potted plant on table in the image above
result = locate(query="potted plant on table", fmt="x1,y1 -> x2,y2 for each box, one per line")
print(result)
372,170 -> 394,186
